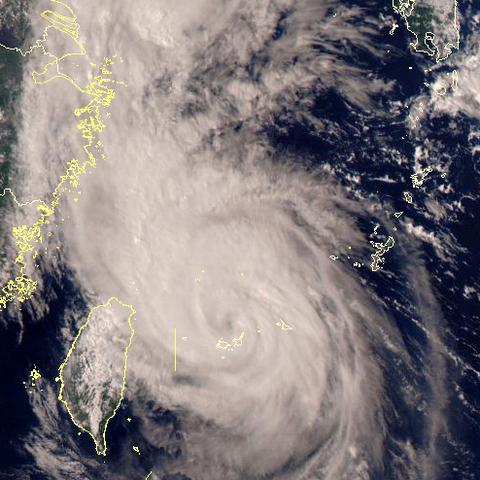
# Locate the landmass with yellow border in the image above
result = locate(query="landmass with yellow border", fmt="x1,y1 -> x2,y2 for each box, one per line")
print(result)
392,0 -> 459,62
57,297 -> 136,456
0,0 -> 136,457
0,0 -> 126,311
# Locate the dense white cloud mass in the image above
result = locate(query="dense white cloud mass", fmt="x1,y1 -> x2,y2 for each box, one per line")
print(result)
416,15 -> 480,122
7,0 -> 449,479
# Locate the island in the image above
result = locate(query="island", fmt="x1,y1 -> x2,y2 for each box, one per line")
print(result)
370,236 -> 396,272
57,297 -> 135,456
392,0 -> 459,62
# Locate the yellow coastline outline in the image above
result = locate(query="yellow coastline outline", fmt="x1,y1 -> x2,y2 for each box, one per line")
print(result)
370,236 -> 395,272
0,0 -> 87,90
432,69 -> 459,96
411,166 -> 433,188
216,331 -> 245,352
29,365 -> 42,387
403,191 -> 413,204
0,0 -> 126,311
392,0 -> 460,63
57,297 -> 136,456
275,318 -> 293,331
0,188 -> 42,208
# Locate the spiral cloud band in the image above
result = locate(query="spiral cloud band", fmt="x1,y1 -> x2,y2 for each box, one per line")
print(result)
7,0 -> 452,479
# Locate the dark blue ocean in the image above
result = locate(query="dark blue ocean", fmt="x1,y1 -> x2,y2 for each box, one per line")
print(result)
0,0 -> 479,478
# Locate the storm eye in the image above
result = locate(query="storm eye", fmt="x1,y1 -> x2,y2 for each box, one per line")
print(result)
0,0 -> 473,478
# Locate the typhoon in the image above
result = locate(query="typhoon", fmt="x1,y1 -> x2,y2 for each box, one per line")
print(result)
0,0 -> 479,480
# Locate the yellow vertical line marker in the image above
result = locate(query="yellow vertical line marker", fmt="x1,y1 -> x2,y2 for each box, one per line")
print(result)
174,328 -> 177,372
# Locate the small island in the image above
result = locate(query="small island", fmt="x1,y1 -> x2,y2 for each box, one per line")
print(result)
370,236 -> 396,272
57,297 -> 135,456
